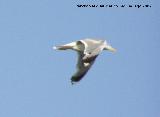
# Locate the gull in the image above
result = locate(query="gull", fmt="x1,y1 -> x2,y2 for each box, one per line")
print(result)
53,38 -> 116,84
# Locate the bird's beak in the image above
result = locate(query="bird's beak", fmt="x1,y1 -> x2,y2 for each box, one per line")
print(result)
104,45 -> 116,52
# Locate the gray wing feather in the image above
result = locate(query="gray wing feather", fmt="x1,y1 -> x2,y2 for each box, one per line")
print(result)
71,52 -> 95,83
71,40 -> 105,83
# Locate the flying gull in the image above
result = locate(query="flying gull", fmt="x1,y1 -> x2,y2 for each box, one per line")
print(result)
53,38 -> 116,84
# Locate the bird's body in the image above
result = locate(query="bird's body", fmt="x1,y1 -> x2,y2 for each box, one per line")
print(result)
53,38 -> 116,84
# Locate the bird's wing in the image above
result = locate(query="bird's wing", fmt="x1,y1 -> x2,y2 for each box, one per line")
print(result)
71,52 -> 96,83
53,42 -> 76,50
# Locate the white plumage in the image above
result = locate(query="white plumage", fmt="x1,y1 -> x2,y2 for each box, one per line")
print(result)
53,38 -> 116,84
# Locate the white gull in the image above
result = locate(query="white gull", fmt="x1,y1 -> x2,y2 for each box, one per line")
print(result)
53,38 -> 116,84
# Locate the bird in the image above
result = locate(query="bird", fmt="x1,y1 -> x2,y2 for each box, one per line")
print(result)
53,38 -> 116,84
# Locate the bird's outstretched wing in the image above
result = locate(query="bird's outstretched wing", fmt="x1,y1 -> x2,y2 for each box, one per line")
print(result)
71,52 -> 97,84
53,42 -> 76,50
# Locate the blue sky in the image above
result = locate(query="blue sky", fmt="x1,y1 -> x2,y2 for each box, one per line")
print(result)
0,0 -> 159,117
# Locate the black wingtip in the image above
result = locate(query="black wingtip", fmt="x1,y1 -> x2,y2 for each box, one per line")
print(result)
71,76 -> 83,83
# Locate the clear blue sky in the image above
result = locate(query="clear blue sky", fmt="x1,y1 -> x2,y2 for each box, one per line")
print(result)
0,0 -> 159,117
